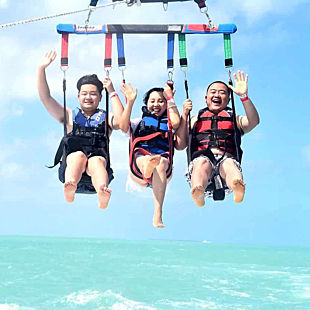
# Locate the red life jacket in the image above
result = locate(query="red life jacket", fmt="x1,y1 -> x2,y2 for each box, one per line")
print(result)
191,107 -> 242,160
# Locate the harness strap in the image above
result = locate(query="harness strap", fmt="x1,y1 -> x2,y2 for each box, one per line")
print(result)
105,88 -> 111,169
129,121 -> 174,185
117,33 -> 126,83
61,33 -> 69,67
89,0 -> 99,6
104,33 -> 112,70
224,34 -> 233,68
167,33 -> 174,88
178,34 -> 188,69
194,0 -> 206,9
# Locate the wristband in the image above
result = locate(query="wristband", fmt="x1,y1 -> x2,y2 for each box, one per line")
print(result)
168,104 -> 177,109
240,96 -> 249,103
165,96 -> 174,101
109,91 -> 117,99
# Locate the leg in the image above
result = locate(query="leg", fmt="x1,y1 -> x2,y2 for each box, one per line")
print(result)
64,151 -> 87,203
190,157 -> 212,207
220,158 -> 245,203
136,154 -> 161,179
86,156 -> 111,209
151,156 -> 169,228
129,172 -> 149,187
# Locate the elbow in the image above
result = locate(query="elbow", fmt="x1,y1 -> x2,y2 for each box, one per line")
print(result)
253,116 -> 260,128
174,137 -> 187,151
171,119 -> 181,131
119,122 -> 129,133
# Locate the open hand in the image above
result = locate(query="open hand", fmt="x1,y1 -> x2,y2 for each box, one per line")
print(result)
120,82 -> 137,103
38,50 -> 56,69
228,70 -> 248,96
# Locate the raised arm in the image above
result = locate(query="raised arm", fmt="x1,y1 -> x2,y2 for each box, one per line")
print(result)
119,83 -> 137,133
163,84 -> 180,130
37,51 -> 71,124
174,99 -> 194,150
229,70 -> 260,134
103,77 -> 124,130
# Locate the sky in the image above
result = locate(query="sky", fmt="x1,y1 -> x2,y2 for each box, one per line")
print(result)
0,0 -> 309,247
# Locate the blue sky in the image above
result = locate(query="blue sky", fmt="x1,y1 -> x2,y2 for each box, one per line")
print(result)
0,0 -> 309,246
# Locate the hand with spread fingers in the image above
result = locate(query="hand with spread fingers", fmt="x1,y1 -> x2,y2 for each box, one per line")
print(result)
120,82 -> 138,104
228,70 -> 248,96
38,50 -> 56,69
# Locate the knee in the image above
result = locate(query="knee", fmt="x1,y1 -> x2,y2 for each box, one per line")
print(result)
87,156 -> 107,174
158,157 -> 169,171
66,151 -> 87,163
194,158 -> 211,171
89,156 -> 107,167
220,158 -> 237,171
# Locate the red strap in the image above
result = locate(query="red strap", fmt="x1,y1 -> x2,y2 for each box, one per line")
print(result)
104,33 -> 112,68
129,126 -> 174,185
61,33 -> 69,67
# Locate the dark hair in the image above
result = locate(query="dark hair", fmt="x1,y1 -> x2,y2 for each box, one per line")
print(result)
206,81 -> 230,97
76,74 -> 103,93
143,87 -> 164,105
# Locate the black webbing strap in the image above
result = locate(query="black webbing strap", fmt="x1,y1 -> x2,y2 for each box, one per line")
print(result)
89,0 -> 99,6
228,74 -> 241,162
63,75 -> 67,136
105,88 -> 110,168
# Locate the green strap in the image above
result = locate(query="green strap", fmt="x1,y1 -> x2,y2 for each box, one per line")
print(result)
224,34 -> 233,68
178,33 -> 187,68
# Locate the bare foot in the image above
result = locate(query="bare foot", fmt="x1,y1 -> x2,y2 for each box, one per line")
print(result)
191,185 -> 205,207
232,179 -> 245,203
143,155 -> 161,179
153,216 -> 165,228
64,181 -> 77,203
98,185 -> 112,209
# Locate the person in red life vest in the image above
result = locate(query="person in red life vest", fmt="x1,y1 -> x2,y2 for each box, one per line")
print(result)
175,70 -> 259,206
119,82 -> 180,228
37,51 -> 124,209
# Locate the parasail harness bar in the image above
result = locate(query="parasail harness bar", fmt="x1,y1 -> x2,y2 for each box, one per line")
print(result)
57,23 -> 236,35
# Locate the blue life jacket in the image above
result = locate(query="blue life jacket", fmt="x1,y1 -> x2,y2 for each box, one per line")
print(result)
51,108 -> 113,194
134,113 -> 170,154
71,108 -> 106,139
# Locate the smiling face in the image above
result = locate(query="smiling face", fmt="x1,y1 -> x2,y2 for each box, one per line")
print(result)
78,84 -> 102,113
205,82 -> 230,113
146,91 -> 167,117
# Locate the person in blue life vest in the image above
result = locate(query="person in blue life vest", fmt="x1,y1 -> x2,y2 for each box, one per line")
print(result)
119,82 -> 180,228
37,51 -> 124,209
175,71 -> 260,206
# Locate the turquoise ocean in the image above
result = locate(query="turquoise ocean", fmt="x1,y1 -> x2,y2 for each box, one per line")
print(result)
0,236 -> 310,310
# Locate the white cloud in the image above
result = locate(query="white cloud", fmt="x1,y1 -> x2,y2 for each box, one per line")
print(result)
0,0 -> 7,8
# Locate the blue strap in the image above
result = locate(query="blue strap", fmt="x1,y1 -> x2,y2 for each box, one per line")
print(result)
167,33 -> 174,70
117,33 -> 126,67
141,116 -> 168,131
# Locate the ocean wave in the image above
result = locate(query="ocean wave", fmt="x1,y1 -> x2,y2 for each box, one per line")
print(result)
63,289 -> 101,305
158,298 -> 219,309
0,304 -> 34,310
62,289 -> 157,309
222,289 -> 250,298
